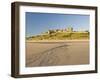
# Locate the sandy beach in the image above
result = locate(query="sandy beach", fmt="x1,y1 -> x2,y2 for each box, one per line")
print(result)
26,40 -> 89,67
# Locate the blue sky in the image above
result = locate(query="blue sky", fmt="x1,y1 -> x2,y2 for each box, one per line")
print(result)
26,12 -> 90,37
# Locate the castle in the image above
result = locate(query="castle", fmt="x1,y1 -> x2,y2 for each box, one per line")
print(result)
45,27 -> 73,34
42,27 -> 89,35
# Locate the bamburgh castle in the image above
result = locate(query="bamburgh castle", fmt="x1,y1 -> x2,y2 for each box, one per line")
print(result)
42,26 -> 89,36
44,27 -> 73,34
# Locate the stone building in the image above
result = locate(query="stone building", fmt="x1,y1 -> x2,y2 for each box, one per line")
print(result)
66,27 -> 73,32
43,27 -> 73,35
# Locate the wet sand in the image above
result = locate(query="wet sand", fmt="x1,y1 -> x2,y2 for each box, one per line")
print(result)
26,41 -> 89,67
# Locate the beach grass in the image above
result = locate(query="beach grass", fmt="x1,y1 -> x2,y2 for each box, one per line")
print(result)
26,32 -> 89,41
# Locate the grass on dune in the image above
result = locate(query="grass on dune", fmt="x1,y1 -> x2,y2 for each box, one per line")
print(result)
26,32 -> 89,40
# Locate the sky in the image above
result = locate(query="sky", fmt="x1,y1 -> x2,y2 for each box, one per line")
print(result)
26,12 -> 90,37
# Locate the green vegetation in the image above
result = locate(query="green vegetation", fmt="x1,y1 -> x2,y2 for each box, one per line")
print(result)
26,32 -> 89,40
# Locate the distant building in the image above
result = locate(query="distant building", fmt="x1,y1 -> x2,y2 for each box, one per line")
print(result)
66,27 -> 73,32
43,26 -> 74,35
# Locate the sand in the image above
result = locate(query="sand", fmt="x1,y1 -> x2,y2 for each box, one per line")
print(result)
26,40 -> 89,67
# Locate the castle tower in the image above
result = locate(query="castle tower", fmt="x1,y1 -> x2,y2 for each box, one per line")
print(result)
67,27 -> 73,32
